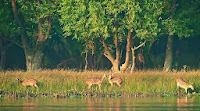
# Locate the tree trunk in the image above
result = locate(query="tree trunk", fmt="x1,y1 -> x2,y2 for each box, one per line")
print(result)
101,37 -> 120,72
130,48 -> 136,72
113,34 -> 120,72
120,29 -> 131,72
0,48 -> 6,70
11,0 -> 52,71
163,0 -> 176,72
112,59 -> 119,72
25,50 -> 44,71
130,41 -> 146,72
163,35 -> 173,71
93,52 -> 96,69
0,38 -> 6,70
84,51 -> 88,70
0,37 -> 13,70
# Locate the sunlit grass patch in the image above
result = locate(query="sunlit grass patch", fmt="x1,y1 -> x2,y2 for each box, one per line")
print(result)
0,69 -> 200,97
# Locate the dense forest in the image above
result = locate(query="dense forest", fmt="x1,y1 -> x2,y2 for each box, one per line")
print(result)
0,0 -> 200,72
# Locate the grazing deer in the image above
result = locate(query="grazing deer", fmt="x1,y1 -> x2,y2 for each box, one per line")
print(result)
108,73 -> 122,87
17,78 -> 38,88
177,78 -> 194,93
86,73 -> 106,90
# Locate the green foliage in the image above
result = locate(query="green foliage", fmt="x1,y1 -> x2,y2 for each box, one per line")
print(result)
59,0 -> 164,42
161,0 -> 198,38
14,0 -> 58,38
0,0 -> 19,37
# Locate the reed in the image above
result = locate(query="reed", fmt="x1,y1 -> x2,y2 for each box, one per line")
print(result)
0,69 -> 200,97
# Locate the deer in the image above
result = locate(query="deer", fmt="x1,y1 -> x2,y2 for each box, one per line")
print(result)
17,78 -> 38,88
108,73 -> 122,88
85,73 -> 106,90
177,78 -> 194,94
137,52 -> 145,69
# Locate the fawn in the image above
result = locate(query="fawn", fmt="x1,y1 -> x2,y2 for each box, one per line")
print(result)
85,73 -> 106,90
108,73 -> 122,87
17,78 -> 38,88
177,78 -> 194,93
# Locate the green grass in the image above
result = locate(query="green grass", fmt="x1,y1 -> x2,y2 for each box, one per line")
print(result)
0,69 -> 200,97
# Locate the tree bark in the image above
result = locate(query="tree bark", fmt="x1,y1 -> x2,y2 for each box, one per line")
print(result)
11,0 -> 28,50
0,38 -> 6,70
11,0 -> 52,71
26,50 -> 44,71
163,0 -> 176,72
0,37 -> 13,70
93,52 -> 96,69
120,29 -> 131,72
101,37 -> 120,72
130,48 -> 136,72
163,35 -> 173,71
130,41 -> 146,72
84,51 -> 88,70
0,49 -> 6,70
113,33 -> 120,72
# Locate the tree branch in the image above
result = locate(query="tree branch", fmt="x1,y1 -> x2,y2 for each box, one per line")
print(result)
132,41 -> 146,51
100,40 -> 115,64
114,33 -> 120,61
44,17 -> 52,40
11,0 -> 24,30
11,0 -> 28,50
2,37 -> 23,49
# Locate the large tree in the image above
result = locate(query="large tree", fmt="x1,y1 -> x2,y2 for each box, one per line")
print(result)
11,0 -> 58,71
0,0 -> 17,70
162,0 -> 198,71
60,0 -> 163,72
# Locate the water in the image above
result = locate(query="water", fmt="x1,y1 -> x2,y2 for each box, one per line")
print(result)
0,97 -> 200,111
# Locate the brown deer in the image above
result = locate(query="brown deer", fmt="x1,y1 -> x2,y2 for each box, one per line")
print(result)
86,73 -> 106,90
177,78 -> 194,93
137,52 -> 145,69
17,78 -> 38,88
108,74 -> 122,88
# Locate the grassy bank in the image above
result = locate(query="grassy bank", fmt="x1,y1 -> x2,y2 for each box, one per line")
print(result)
0,70 -> 200,98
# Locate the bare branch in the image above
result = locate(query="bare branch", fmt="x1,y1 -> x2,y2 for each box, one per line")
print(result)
132,41 -> 146,51
2,37 -> 23,49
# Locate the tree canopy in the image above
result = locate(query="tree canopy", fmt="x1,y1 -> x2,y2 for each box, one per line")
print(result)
0,0 -> 199,71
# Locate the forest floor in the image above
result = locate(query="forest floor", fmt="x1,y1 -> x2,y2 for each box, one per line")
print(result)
0,69 -> 200,98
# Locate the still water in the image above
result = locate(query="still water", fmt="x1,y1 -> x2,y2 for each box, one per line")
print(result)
0,97 -> 200,111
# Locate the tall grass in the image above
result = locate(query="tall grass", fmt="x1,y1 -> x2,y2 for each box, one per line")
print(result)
0,70 -> 200,97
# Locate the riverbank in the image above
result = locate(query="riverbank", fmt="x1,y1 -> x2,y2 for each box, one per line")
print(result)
0,70 -> 200,98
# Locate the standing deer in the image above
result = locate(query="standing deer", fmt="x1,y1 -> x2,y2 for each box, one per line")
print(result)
177,78 -> 194,93
137,52 -> 145,69
108,74 -> 122,88
86,73 -> 106,90
17,78 -> 38,88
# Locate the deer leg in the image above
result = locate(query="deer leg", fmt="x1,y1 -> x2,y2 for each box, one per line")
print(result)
117,83 -> 121,88
177,85 -> 179,91
98,84 -> 101,91
110,83 -> 113,88
87,85 -> 91,90
34,84 -> 38,88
